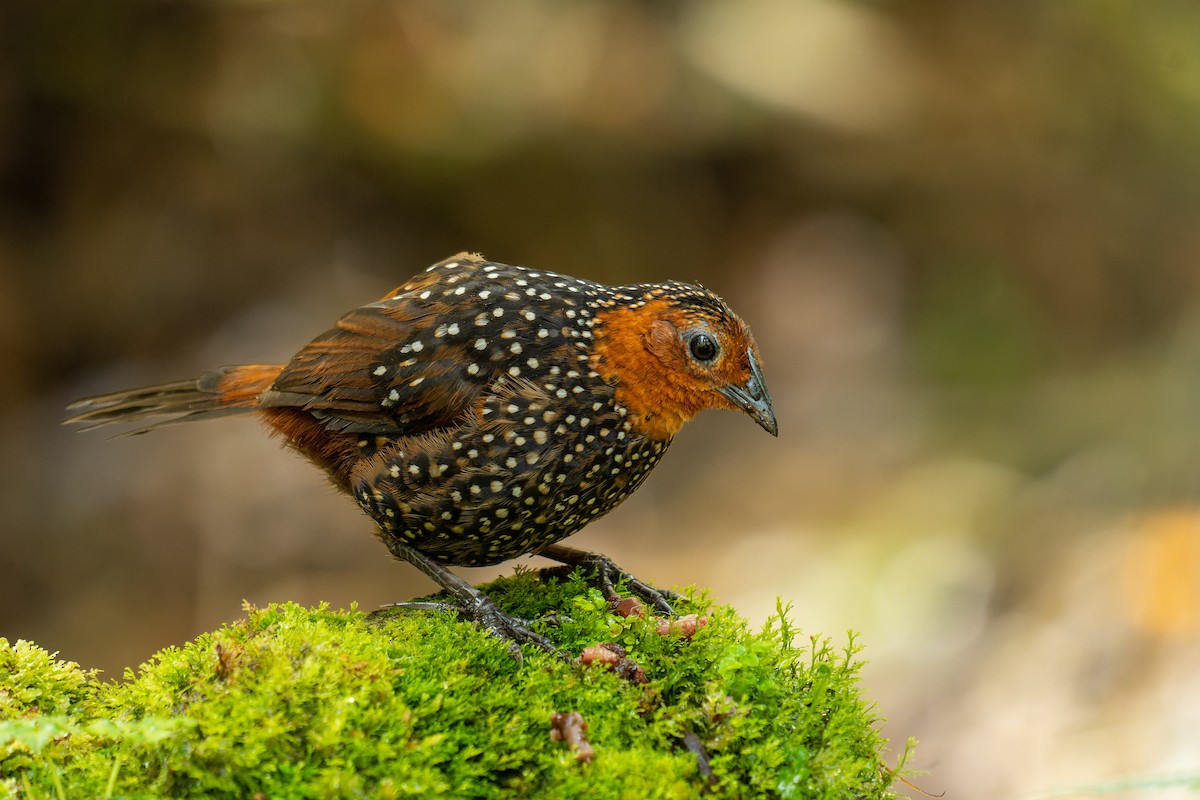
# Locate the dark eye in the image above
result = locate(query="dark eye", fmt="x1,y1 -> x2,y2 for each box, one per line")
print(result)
688,333 -> 719,363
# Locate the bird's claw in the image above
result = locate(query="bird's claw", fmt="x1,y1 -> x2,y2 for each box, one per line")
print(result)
374,598 -> 565,662
470,597 -> 562,659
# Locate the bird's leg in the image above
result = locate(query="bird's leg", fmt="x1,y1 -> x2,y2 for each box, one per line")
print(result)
377,538 -> 561,659
537,543 -> 681,616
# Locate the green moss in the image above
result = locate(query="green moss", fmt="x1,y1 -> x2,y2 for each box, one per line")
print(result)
0,571 -> 909,799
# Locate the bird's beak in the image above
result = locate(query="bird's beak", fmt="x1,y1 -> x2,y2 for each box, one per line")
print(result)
717,349 -> 778,437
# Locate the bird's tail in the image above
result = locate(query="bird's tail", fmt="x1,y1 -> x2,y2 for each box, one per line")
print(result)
64,364 -> 284,435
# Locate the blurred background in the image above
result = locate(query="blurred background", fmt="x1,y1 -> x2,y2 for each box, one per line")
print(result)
3,0 -> 1200,796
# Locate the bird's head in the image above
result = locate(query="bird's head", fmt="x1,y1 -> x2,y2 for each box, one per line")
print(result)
592,283 -> 777,441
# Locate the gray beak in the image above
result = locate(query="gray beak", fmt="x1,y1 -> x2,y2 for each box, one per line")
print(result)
717,349 -> 778,437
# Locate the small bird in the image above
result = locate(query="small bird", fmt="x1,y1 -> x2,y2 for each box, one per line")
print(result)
67,253 -> 777,652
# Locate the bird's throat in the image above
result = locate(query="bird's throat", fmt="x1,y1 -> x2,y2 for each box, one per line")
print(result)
591,304 -> 696,442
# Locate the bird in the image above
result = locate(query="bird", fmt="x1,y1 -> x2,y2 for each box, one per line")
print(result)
66,253 -> 777,654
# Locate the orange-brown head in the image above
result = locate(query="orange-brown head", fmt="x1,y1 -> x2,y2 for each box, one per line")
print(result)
591,282 -> 777,442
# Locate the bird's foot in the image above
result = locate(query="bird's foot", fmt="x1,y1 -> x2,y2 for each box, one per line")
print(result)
377,538 -> 565,662
537,544 -> 681,616
374,597 -> 562,662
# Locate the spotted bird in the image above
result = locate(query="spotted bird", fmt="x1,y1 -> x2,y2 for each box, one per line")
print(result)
66,253 -> 777,653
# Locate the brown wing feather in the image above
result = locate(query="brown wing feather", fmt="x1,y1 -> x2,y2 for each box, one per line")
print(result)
259,277 -> 499,437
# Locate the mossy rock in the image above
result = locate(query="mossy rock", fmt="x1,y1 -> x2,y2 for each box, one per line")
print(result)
0,570 -> 909,799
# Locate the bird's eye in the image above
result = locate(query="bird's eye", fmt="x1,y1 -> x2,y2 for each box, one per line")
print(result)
688,333 -> 719,363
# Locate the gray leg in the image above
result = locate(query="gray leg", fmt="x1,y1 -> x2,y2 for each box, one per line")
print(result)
379,537 -> 561,659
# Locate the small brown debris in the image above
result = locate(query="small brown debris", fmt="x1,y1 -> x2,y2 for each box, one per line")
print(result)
214,642 -> 242,681
579,643 -> 621,668
550,711 -> 595,763
655,613 -> 707,639
578,642 -> 648,684
610,596 -> 646,618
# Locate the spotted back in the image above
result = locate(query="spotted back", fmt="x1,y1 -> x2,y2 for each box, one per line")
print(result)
260,253 -> 607,437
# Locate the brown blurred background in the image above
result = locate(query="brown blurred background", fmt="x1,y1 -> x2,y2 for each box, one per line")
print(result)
3,1 -> 1200,796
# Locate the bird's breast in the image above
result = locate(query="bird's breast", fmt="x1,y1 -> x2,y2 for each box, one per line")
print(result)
350,379 -> 671,566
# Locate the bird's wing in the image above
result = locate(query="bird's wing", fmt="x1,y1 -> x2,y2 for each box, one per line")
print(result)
259,298 -> 500,436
